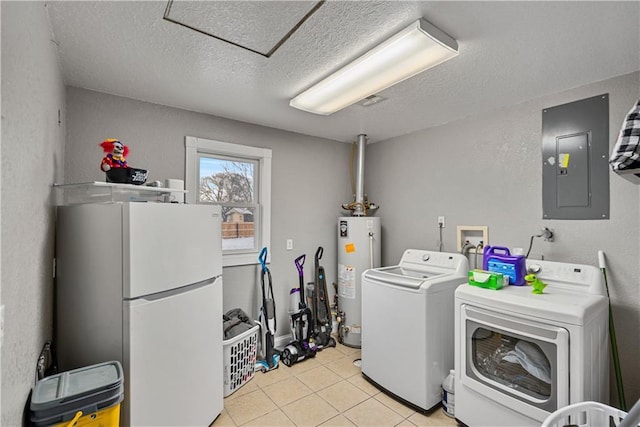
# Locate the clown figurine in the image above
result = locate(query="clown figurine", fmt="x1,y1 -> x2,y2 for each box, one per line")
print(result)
99,139 -> 129,172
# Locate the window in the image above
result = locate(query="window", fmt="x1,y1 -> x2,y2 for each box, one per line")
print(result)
185,136 -> 271,267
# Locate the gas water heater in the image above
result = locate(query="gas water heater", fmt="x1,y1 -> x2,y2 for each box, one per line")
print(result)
337,216 -> 380,348
336,134 -> 381,348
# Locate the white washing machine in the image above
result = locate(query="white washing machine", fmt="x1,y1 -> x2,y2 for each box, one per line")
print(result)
454,259 -> 609,427
361,249 -> 469,411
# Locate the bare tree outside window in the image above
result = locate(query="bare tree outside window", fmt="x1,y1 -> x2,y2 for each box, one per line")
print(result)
199,157 -> 257,251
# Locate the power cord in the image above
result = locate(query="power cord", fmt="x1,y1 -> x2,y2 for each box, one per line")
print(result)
525,227 -> 554,258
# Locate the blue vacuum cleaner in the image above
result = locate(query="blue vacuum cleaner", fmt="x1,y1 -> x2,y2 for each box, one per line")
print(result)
255,247 -> 280,372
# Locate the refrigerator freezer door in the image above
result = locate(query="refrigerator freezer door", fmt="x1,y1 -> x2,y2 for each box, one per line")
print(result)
124,276 -> 223,426
124,203 -> 222,299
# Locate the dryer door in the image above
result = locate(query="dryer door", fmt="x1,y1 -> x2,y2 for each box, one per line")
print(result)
460,305 -> 569,421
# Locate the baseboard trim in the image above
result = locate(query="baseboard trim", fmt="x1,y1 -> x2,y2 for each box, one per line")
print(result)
274,334 -> 292,349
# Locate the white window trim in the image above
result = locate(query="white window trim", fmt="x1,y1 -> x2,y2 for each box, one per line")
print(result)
185,136 -> 271,267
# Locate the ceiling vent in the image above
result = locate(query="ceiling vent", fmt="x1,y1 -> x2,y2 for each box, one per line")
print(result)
359,95 -> 387,107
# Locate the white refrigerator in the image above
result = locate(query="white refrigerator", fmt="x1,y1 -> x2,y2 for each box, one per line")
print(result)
56,202 -> 223,426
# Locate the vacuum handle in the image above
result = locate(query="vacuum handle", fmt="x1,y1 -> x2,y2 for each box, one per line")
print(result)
295,254 -> 306,307
259,247 -> 268,272
295,254 -> 306,277
315,246 -> 323,263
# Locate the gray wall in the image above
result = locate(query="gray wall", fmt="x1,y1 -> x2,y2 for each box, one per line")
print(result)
1,2 -> 66,425
64,87 -> 353,345
366,71 -> 640,406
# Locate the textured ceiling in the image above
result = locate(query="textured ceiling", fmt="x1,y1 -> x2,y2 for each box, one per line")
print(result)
163,1 -> 324,56
45,1 -> 640,144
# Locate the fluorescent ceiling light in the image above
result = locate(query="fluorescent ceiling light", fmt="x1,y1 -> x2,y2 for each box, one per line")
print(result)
290,18 -> 458,115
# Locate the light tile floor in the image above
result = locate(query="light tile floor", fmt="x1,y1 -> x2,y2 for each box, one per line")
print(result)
212,343 -> 458,427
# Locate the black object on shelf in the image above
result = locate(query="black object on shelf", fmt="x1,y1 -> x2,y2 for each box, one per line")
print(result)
105,168 -> 149,185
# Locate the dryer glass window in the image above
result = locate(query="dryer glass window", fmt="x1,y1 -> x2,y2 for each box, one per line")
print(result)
471,329 -> 552,399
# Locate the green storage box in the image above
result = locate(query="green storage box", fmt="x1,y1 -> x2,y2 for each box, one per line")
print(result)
468,269 -> 508,290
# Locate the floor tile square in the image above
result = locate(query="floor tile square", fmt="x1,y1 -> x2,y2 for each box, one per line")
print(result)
374,392 -> 417,418
281,355 -> 322,375
223,389 -> 277,425
210,408 -> 236,426
318,414 -> 357,426
224,379 -> 259,400
407,409 -> 458,426
242,409 -> 295,426
343,398 -> 404,427
251,364 -> 292,388
260,376 -> 313,407
325,356 -> 362,379
282,394 -> 339,426
335,344 -> 360,357
317,380 -> 370,412
296,365 -> 343,392
347,374 -> 382,396
395,420 -> 419,426
314,347 -> 345,364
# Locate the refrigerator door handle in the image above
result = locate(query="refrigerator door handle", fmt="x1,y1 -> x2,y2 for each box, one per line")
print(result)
127,276 -> 220,302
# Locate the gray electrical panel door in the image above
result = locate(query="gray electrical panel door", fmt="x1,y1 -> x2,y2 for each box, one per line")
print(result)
542,94 -> 609,220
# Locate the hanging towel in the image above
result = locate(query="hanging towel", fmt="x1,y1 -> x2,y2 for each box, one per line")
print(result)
610,98 -> 640,172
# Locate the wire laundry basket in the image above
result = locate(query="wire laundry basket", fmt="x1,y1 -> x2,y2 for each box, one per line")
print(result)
542,401 -> 639,427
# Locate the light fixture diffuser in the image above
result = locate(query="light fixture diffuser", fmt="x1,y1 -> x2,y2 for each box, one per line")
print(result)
290,18 -> 458,115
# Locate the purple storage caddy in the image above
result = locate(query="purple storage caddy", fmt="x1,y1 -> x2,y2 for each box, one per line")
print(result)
482,246 -> 527,286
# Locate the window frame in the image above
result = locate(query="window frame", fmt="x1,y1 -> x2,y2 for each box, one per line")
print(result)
185,136 -> 271,267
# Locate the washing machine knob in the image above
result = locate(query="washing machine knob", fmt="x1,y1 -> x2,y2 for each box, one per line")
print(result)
422,254 -> 430,262
528,264 -> 542,273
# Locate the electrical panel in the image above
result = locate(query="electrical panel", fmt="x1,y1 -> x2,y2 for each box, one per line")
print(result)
542,94 -> 609,220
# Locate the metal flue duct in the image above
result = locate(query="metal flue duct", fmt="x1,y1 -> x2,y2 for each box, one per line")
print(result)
342,134 -> 378,216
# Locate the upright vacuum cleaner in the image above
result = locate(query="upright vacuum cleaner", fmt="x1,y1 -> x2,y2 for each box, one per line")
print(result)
255,247 -> 280,372
312,247 -> 336,349
281,254 -> 317,366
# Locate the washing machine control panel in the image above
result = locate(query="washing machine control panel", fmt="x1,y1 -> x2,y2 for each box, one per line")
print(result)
400,249 -> 469,273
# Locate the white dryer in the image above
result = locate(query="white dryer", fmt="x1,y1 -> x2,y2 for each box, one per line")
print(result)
454,259 -> 609,427
361,249 -> 469,411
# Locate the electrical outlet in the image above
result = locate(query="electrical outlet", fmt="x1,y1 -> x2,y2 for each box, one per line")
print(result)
438,216 -> 445,228
286,239 -> 293,251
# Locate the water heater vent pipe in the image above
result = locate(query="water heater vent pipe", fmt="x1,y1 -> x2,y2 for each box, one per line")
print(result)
354,134 -> 366,216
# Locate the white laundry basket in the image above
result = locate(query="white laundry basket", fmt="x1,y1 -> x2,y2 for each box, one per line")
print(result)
542,401 -> 638,427
223,324 -> 259,397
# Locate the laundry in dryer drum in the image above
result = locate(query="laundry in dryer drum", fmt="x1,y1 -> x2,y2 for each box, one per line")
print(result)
468,269 -> 508,290
483,246 -> 526,286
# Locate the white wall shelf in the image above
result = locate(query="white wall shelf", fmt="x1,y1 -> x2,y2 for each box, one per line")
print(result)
53,182 -> 187,205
